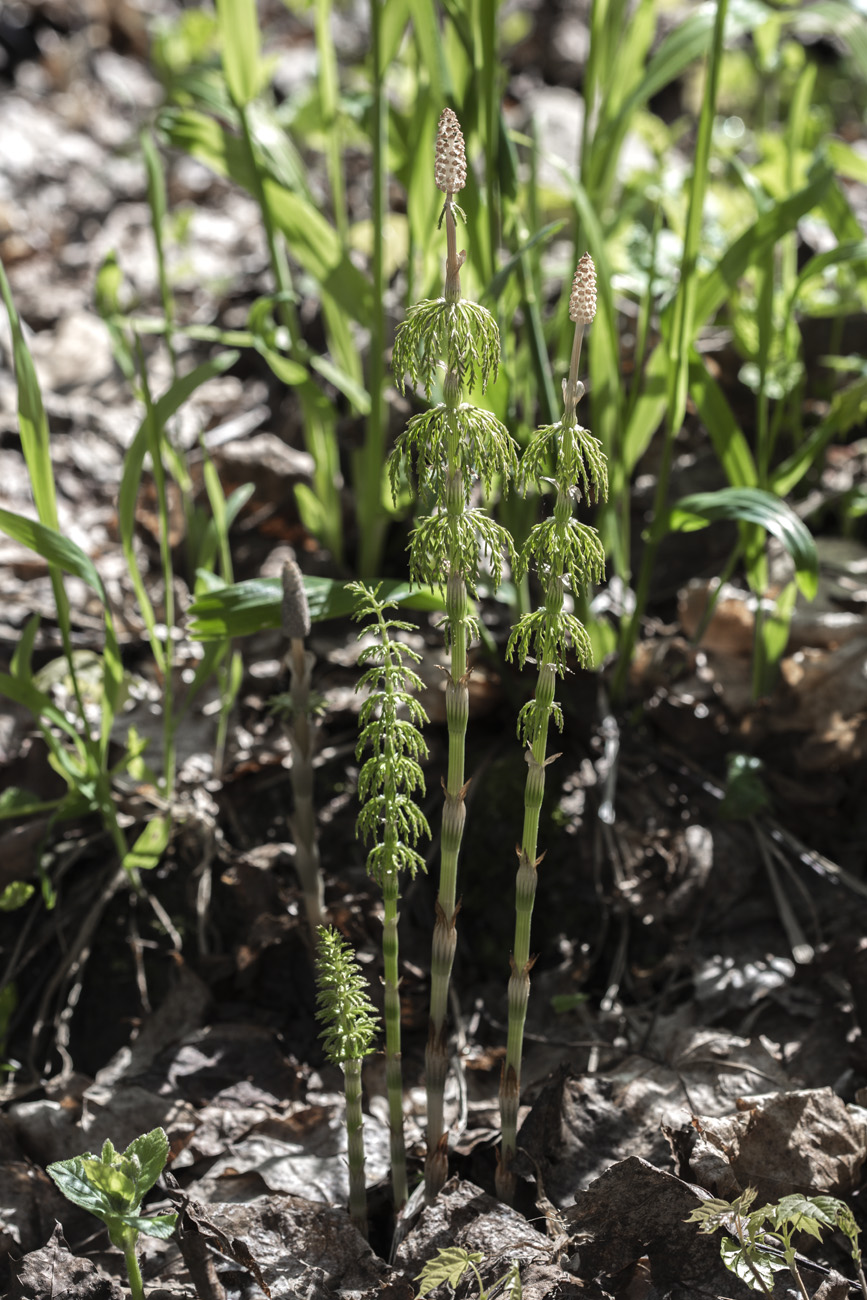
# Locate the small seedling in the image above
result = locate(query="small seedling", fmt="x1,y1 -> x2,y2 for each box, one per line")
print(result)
416,1246 -> 523,1299
687,1187 -> 867,1298
314,924 -> 381,1238
46,1127 -> 177,1300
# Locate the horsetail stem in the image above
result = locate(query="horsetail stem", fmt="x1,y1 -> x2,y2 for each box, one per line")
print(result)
496,254 -> 607,1205
281,556 -> 323,936
389,108 -> 518,1201
314,925 -> 380,1238
349,581 -> 431,1210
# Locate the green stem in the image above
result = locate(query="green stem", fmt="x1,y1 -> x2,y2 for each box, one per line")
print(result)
344,1057 -> 368,1237
122,1231 -> 145,1300
382,860 -> 408,1208
425,202 -> 470,1202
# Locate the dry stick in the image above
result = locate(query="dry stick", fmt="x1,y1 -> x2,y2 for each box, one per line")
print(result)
281,557 -> 324,935
497,256 -> 606,1203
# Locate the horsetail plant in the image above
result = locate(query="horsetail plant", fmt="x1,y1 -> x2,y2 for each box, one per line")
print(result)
281,556 -> 324,935
349,581 -> 431,1210
390,108 -> 518,1201
314,925 -> 380,1238
496,255 -> 608,1205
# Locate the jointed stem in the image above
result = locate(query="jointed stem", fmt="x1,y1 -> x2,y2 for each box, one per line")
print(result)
424,203 -> 471,1203
344,1057 -> 368,1237
382,861 -> 408,1208
498,298 -> 604,1203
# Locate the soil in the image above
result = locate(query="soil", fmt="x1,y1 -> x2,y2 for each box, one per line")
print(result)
2,4 -> 867,1299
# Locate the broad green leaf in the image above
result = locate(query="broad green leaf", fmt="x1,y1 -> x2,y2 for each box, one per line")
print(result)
719,1236 -> 785,1292
123,1210 -> 178,1240
122,816 -> 172,876
265,181 -> 374,325
773,1193 -> 835,1236
659,488 -> 818,600
693,160 -> 834,329
689,354 -> 757,488
158,107 -> 256,188
216,0 -> 262,107
82,1158 -> 137,1208
188,576 -> 446,641
381,0 -> 412,66
47,1156 -> 116,1220
0,509 -> 109,605
123,1128 -> 171,1200
415,1247 -> 483,1299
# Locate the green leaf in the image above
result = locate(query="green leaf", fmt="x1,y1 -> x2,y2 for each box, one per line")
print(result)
0,670 -> 87,748
659,488 -> 818,600
0,509 -> 109,605
0,261 -> 58,529
124,1210 -> 178,1240
720,1236 -> 785,1292
188,576 -> 446,641
415,1247 -> 483,1298
688,354 -> 757,489
122,817 -> 172,876
484,220 -> 565,302
83,1158 -> 138,1209
47,1156 -> 116,1220
265,181 -> 374,326
122,1128 -> 171,1201
216,0 -> 262,107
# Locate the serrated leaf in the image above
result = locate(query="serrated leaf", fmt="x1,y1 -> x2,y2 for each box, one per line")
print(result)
415,1247 -> 483,1298
720,1236 -> 785,1291
773,1193 -> 834,1238
122,1128 -> 171,1200
46,1156 -> 116,1219
81,1157 -> 137,1209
